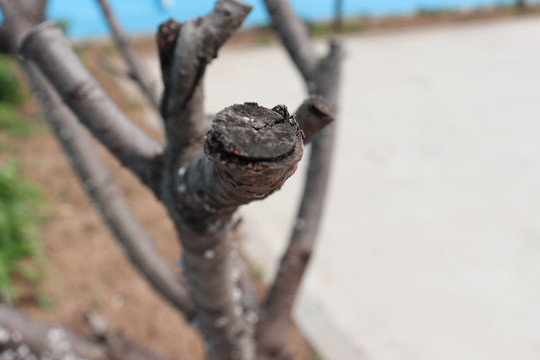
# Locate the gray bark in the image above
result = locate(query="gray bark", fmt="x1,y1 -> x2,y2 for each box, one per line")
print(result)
166,103 -> 304,360
258,1 -> 343,359
0,305 -> 171,360
95,0 -> 161,109
19,22 -> 165,197
159,0 -> 252,151
294,95 -> 334,144
261,0 -> 318,86
24,63 -> 195,318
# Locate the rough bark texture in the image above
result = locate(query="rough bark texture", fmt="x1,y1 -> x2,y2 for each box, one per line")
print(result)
160,0 -> 252,150
96,0 -> 161,109
294,95 -> 334,144
167,103 -> 303,360
19,22 -> 164,197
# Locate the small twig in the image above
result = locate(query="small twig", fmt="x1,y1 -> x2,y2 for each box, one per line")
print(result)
95,0 -> 161,109
19,22 -> 165,197
294,95 -> 334,144
262,0 -> 318,87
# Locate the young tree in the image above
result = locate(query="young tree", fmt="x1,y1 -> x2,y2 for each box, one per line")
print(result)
0,0 -> 342,359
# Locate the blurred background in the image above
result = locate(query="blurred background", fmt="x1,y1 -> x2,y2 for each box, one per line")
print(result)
30,0 -> 540,37
1,1 -> 539,360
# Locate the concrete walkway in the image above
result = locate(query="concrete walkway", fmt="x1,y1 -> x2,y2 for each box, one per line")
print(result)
143,16 -> 540,360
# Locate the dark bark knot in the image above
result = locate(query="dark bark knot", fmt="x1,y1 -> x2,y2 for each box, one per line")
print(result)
204,102 -> 303,190
205,103 -> 299,162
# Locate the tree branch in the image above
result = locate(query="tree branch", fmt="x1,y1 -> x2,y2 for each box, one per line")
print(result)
95,0 -> 161,109
258,2 -> 344,358
0,305 -> 172,360
22,62 -> 195,319
0,304 -> 110,360
294,95 -> 334,144
262,0 -> 318,86
18,22 -> 164,197
159,0 -> 252,150
167,103 -> 303,360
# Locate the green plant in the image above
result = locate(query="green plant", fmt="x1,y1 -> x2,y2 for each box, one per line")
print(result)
0,161 -> 46,303
0,55 -> 26,105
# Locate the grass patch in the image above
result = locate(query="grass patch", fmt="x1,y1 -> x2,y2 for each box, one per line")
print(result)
0,55 -> 26,105
0,161 -> 47,304
0,55 -> 47,137
0,105 -> 46,137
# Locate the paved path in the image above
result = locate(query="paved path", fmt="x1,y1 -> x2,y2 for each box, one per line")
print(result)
144,16 -> 540,360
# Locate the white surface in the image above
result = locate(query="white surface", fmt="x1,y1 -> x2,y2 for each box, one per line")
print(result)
145,16 -> 540,360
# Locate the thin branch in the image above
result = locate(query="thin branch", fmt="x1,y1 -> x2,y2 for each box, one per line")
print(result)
262,0 -> 318,86
258,1 -> 344,358
95,0 -> 161,109
18,22 -> 164,197
159,0 -> 252,150
0,305 -> 171,360
294,95 -> 334,144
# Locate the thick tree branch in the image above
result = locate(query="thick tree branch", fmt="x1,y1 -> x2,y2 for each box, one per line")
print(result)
95,0 -> 161,109
159,0 -> 252,150
18,22 -> 164,196
166,103 -> 303,360
262,0 -> 318,86
0,305 -> 171,360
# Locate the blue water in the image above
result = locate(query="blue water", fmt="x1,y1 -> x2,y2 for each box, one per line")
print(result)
2,0 -> 538,38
